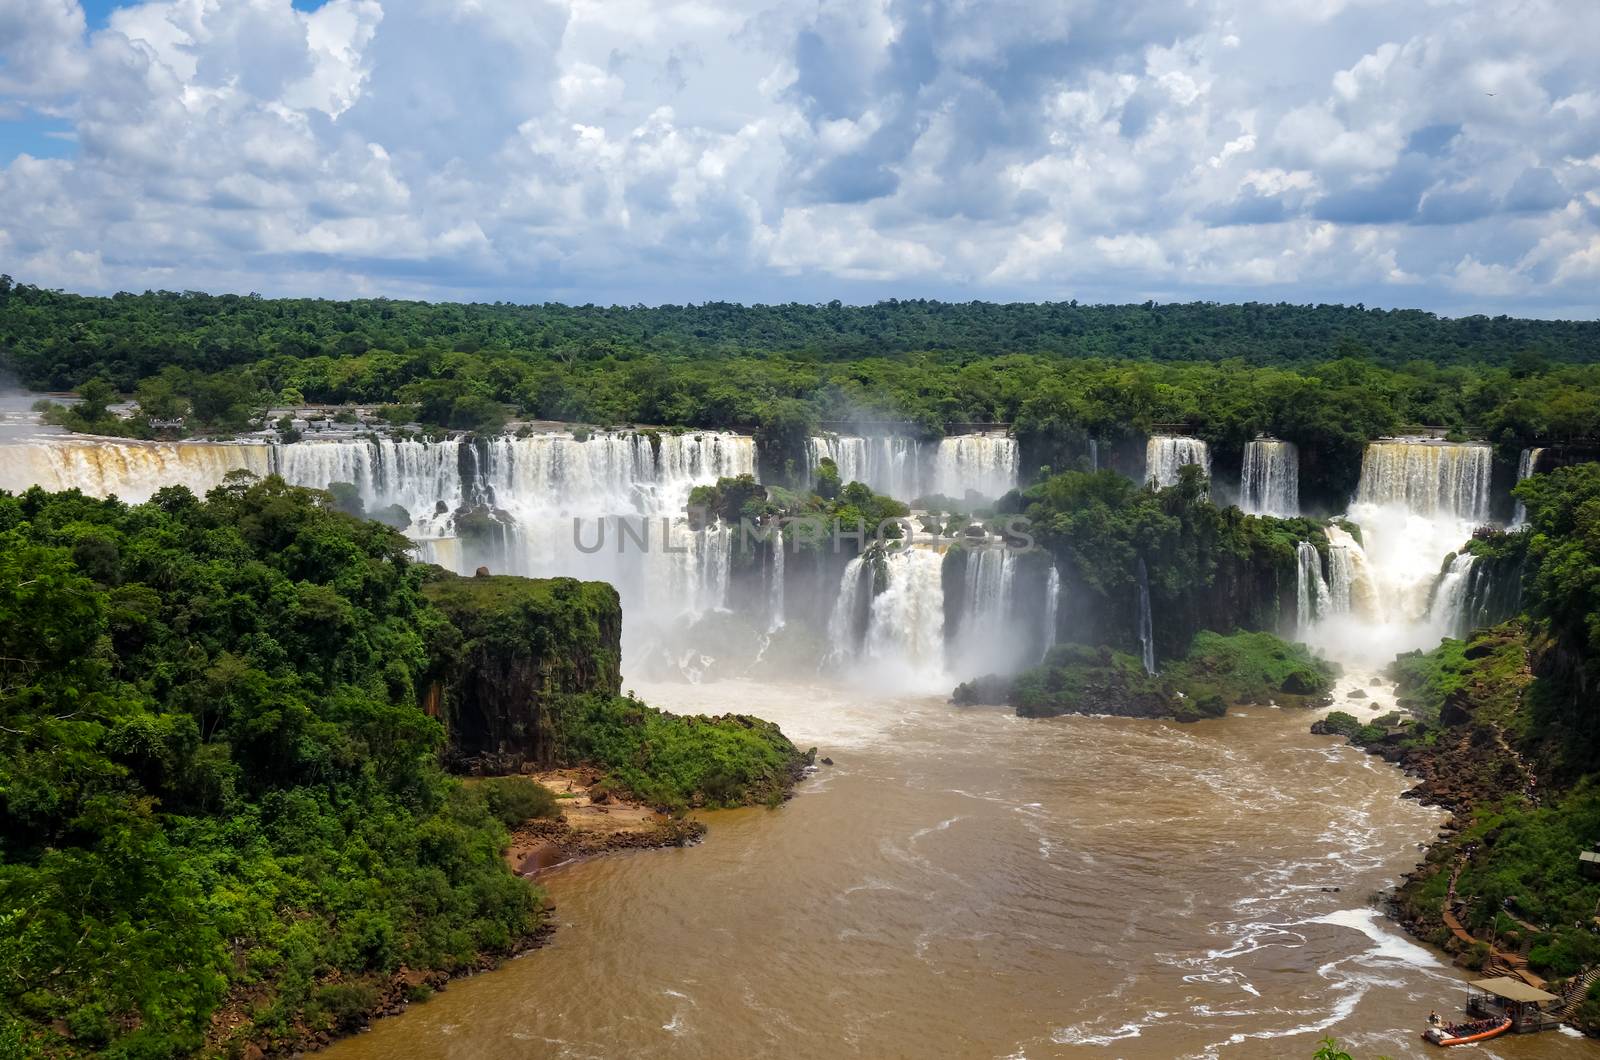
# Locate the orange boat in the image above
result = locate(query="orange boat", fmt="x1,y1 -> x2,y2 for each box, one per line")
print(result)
1422,1016 -> 1511,1046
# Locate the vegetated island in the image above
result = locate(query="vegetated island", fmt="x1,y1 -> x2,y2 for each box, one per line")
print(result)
0,477 -> 810,1058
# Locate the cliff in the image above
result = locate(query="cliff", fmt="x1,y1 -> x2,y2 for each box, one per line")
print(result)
422,572 -> 623,774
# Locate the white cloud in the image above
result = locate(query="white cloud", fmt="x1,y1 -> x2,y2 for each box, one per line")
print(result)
0,0 -> 1594,315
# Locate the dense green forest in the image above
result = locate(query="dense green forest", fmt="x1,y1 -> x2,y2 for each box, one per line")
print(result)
5,277 -> 1600,511
0,478 -> 804,1057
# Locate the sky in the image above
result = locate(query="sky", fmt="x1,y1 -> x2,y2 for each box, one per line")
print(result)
0,0 -> 1597,316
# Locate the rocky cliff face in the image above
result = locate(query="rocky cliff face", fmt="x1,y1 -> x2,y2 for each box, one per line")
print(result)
421,571 -> 623,774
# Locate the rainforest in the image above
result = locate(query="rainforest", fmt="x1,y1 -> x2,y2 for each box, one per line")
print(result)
5,285 -> 1600,1059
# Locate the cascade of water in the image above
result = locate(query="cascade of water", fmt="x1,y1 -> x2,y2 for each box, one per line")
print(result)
1240,438 -> 1300,517
827,556 -> 870,661
932,433 -> 1019,499
1088,439 -> 1099,472
1321,524 -> 1381,620
768,532 -> 786,632
1295,541 -> 1332,633
806,436 -> 922,499
1427,553 -> 1477,640
1512,446 -> 1544,527
861,549 -> 949,689
947,547 -> 1018,675
1354,441 -> 1492,522
1041,564 -> 1061,661
0,439 -> 273,501
1145,436 -> 1210,488
1136,557 -> 1156,675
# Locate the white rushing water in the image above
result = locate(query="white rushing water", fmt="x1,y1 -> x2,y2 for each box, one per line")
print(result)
1136,556 -> 1156,674
1040,564 -> 1060,662
1240,438 -> 1299,517
806,432 -> 1018,502
1145,435 -> 1210,489
1295,540 -> 1332,633
931,432 -> 1019,500
827,548 -> 951,692
1301,440 -> 1494,666
806,435 -> 924,499
948,547 -> 1018,678
1353,441 -> 1492,522
1512,446 -> 1544,527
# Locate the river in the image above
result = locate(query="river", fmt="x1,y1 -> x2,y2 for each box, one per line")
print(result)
322,675 -> 1598,1060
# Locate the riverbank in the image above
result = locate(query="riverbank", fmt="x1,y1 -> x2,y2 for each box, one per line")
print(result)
1311,625 -> 1600,1036
505,770 -> 712,876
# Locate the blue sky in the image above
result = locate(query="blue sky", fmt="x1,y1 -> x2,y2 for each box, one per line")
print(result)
1,0 -> 1597,317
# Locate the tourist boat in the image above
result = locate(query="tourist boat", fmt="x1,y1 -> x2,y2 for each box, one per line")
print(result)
1422,1016 -> 1511,1046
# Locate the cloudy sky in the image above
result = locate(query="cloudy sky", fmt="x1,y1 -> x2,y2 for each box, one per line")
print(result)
1,0 -> 1597,315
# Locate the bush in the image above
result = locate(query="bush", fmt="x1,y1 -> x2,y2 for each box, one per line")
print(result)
479,777 -> 559,825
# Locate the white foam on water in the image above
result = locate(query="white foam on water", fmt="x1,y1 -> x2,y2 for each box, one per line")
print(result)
1051,1010 -> 1170,1046
1303,908 -> 1440,969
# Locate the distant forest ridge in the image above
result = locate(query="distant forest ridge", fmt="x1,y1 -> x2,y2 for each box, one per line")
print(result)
3,275 -> 1598,374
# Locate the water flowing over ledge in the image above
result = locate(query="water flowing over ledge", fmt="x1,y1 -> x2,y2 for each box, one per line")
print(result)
1145,435 -> 1210,488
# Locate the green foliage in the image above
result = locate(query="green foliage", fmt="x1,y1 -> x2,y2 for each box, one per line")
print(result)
7,285 -> 1597,485
477,777 -> 560,825
555,694 -> 804,811
1021,468 -> 1321,659
998,631 -> 1330,721
0,480 -> 541,1055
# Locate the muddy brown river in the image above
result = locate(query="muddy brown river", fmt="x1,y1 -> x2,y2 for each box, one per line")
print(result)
323,676 -> 1600,1059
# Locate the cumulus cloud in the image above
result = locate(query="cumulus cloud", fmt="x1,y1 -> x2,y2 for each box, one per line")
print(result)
0,0 -> 1595,315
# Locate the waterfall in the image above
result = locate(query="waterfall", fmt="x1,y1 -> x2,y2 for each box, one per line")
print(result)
1088,439 -> 1099,472
1295,541 -> 1331,633
768,532 -> 786,632
861,549 -> 948,689
1041,565 -> 1060,662
827,556 -> 870,662
0,439 -> 272,502
1512,446 -> 1544,527
932,433 -> 1019,500
1145,436 -> 1210,488
947,547 -> 1018,676
1354,441 -> 1492,522
806,432 -> 1017,501
1240,438 -> 1299,517
1427,553 -> 1477,640
806,436 -> 922,499
1322,524 -> 1381,620
1136,557 -> 1155,675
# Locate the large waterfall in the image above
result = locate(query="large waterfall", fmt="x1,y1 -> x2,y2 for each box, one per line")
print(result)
0,439 -> 272,501
931,433 -> 1019,500
1240,438 -> 1299,517
827,548 -> 950,691
806,436 -> 924,499
947,547 -> 1019,677
1299,440 -> 1499,666
806,432 -> 1018,502
1354,441 -> 1492,522
1145,436 -> 1210,488
1512,447 -> 1544,527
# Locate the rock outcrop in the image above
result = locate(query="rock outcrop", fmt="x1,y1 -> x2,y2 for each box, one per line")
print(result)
421,571 -> 623,773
